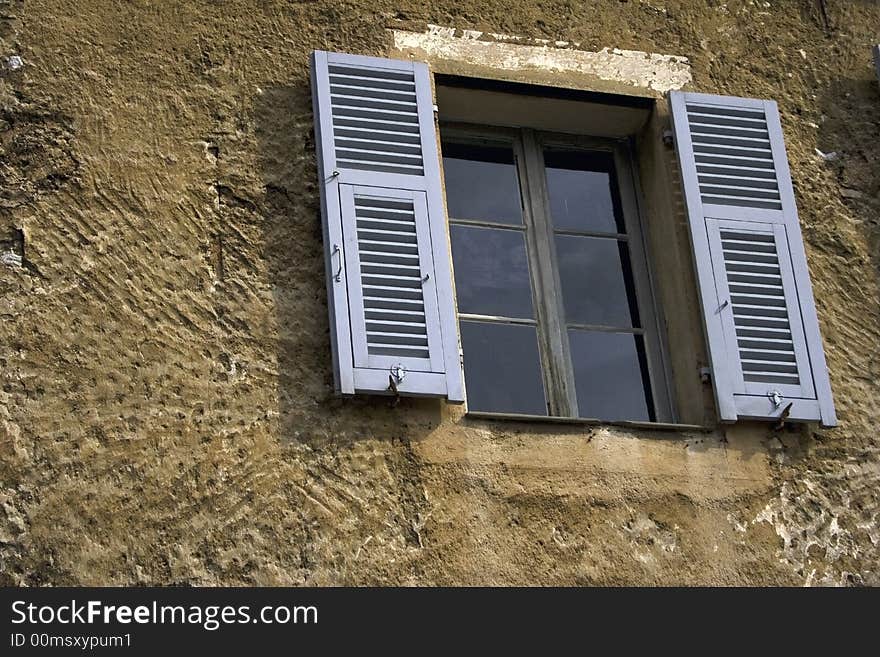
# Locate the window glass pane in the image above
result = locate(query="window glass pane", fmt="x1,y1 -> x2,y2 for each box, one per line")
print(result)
451,225 -> 534,319
460,321 -> 547,415
568,330 -> 654,421
555,234 -> 641,328
442,142 -> 523,225
544,149 -> 624,234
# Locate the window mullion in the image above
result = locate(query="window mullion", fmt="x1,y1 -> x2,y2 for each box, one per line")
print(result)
519,129 -> 578,417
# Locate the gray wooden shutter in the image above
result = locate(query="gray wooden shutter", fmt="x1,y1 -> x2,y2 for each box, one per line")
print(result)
311,50 -> 463,401
670,91 -> 836,427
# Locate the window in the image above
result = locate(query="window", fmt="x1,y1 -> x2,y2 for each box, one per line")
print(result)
441,127 -> 671,422
310,50 -> 836,427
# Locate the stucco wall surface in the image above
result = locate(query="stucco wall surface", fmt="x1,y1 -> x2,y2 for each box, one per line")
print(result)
0,0 -> 878,586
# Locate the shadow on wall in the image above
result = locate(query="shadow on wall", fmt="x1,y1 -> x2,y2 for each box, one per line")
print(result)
815,73 -> 880,279
253,81 -> 443,447
811,70 -> 880,421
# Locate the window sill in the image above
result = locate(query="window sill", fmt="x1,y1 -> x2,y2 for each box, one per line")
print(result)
463,411 -> 712,433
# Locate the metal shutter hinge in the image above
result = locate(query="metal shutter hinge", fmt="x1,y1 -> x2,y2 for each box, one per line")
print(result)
699,367 -> 711,383
390,364 -> 406,384
662,129 -> 675,148
388,365 -> 406,407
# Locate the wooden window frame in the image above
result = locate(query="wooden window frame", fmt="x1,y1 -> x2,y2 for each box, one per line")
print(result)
441,122 -> 675,423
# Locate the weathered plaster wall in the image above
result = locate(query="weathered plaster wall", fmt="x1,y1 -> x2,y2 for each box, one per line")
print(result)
0,0 -> 878,586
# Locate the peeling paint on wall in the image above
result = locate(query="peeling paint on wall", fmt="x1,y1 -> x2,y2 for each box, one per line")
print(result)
754,465 -> 880,587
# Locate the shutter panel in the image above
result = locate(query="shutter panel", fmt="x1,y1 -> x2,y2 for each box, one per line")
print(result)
311,50 -> 464,401
670,91 -> 836,427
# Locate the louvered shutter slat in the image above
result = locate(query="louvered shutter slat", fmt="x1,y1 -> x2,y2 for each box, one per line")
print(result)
312,50 -> 463,401
685,101 -> 784,212
671,91 -> 836,426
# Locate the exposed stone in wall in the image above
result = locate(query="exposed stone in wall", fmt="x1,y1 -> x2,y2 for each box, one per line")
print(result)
390,24 -> 692,93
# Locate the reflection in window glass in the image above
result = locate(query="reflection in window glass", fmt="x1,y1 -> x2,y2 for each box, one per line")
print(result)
555,234 -> 641,328
439,128 -> 665,423
544,149 -> 624,234
460,321 -> 547,415
568,330 -> 653,421
441,142 -> 523,225
450,225 -> 534,320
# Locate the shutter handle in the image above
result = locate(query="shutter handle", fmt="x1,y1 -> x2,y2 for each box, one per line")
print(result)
332,244 -> 343,282
718,299 -> 730,313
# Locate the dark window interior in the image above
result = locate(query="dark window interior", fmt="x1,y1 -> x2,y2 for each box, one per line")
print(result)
442,129 -> 662,422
